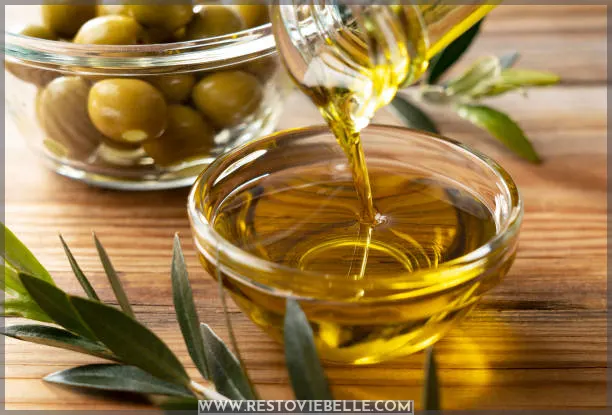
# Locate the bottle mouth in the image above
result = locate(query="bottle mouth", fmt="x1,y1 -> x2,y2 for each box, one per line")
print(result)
4,23 -> 276,73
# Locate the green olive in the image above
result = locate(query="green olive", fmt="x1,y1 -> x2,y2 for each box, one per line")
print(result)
37,76 -> 105,160
88,78 -> 167,144
74,15 -> 146,45
41,3 -> 96,38
96,4 -> 129,17
5,60 -> 59,87
233,5 -> 270,28
94,143 -> 146,167
128,5 -> 194,32
244,55 -> 281,83
145,26 -> 175,44
18,24 -> 58,40
192,71 -> 263,129
147,74 -> 195,103
173,26 -> 187,42
143,104 -> 216,166
185,6 -> 244,40
5,24 -> 61,85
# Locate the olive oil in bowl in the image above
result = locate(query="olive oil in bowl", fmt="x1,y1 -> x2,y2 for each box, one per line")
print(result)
192,2 -> 514,364
189,125 -> 521,364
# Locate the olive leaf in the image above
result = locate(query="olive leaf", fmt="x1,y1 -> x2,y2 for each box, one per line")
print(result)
171,234 -> 211,380
455,104 -> 541,163
1,222 -> 54,284
284,299 -> 333,400
499,51 -> 520,69
418,85 -> 453,106
215,252 -> 258,399
427,19 -> 484,85
19,273 -> 97,340
60,235 -> 100,301
472,68 -> 560,98
93,233 -> 134,317
3,260 -> 27,297
423,347 -> 441,411
2,297 -> 53,323
389,95 -> 440,134
70,296 -> 191,387
44,364 -> 194,398
446,56 -> 501,98
499,69 -> 560,87
472,83 -> 520,98
200,323 -> 255,400
1,324 -> 117,361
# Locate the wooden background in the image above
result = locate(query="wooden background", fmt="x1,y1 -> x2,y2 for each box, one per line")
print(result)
3,5 -> 608,411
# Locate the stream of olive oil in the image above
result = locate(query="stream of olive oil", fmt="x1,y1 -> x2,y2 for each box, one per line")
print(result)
270,4 -> 497,274
208,5 -> 498,363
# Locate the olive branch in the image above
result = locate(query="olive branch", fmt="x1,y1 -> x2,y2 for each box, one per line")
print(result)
1,222 -> 440,411
391,18 -> 560,163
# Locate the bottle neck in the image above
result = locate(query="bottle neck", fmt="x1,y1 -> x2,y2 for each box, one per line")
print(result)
271,2 -> 496,132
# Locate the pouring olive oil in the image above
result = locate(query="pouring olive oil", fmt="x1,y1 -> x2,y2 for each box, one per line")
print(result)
203,3 -> 502,363
264,3 -> 498,276
271,3 -> 495,224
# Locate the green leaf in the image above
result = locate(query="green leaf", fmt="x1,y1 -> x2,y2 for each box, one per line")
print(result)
19,273 -> 97,340
446,56 -> 501,97
455,104 -> 542,163
473,68 -> 560,98
59,235 -> 100,301
423,347 -> 441,411
427,19 -> 484,84
44,364 -> 194,398
200,323 -> 255,400
70,296 -> 190,386
1,324 -> 117,361
1,222 -> 54,285
499,51 -> 520,69
216,253 -> 258,399
171,234 -> 210,380
283,299 -> 333,400
418,85 -> 453,106
499,68 -> 560,87
3,260 -> 27,296
472,83 -> 521,98
2,297 -> 53,323
389,95 -> 440,134
93,234 -> 134,317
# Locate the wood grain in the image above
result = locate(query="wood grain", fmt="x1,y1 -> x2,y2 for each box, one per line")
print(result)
2,5 -> 607,411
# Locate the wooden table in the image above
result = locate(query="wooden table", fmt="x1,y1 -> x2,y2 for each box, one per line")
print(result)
3,5 -> 607,411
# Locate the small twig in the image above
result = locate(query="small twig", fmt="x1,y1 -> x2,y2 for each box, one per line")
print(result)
189,380 -> 229,401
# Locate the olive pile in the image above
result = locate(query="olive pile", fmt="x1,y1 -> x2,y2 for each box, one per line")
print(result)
8,3 -> 275,167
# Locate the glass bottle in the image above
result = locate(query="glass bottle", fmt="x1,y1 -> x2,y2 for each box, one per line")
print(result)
270,2 -> 498,131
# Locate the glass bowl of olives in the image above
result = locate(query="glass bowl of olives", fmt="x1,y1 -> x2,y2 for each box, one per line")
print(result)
5,3 -> 290,189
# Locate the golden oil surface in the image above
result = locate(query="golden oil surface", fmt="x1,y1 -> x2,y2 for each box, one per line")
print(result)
208,160 -> 498,364
214,162 -> 496,280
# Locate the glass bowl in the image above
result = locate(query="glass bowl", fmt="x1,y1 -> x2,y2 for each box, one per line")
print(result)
188,125 -> 522,365
4,5 -> 291,190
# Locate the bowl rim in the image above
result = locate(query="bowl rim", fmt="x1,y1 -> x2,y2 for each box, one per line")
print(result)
4,17 -> 276,69
188,124 -> 523,298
